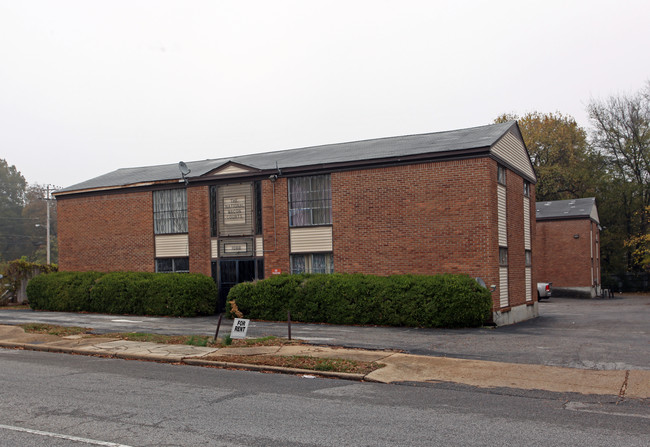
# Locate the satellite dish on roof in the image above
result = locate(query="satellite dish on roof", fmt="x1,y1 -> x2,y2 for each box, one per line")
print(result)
179,161 -> 191,185
179,161 -> 191,176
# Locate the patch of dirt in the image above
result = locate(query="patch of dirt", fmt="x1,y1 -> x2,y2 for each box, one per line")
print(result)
207,354 -> 383,375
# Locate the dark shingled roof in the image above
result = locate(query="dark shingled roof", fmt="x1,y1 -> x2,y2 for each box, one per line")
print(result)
57,121 -> 518,194
536,198 -> 599,223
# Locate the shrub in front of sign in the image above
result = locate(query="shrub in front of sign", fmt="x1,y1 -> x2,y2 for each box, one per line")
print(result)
27,271 -> 217,317
27,271 -> 103,312
226,274 -> 305,321
227,273 -> 492,328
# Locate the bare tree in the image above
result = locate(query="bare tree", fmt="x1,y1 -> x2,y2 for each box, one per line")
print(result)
588,82 -> 650,271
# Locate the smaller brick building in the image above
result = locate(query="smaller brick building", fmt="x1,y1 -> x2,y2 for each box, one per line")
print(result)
55,121 -> 538,325
535,198 -> 601,298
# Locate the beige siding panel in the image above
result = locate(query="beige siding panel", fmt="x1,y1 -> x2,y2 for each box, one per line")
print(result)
211,238 -> 219,259
499,267 -> 509,307
290,227 -> 333,253
214,164 -> 250,176
155,234 -> 189,257
492,131 -> 536,179
523,197 -> 531,250
591,206 -> 600,224
525,267 -> 532,302
218,183 -> 254,236
256,236 -> 264,257
498,185 -> 507,246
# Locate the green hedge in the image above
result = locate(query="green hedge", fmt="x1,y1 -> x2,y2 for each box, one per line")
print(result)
27,271 -> 217,317
227,273 -> 492,328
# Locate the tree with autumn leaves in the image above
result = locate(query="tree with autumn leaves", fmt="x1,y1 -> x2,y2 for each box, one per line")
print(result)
495,111 -> 604,202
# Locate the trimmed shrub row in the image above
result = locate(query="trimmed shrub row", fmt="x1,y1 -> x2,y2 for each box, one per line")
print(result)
26,271 -> 217,317
228,273 -> 492,328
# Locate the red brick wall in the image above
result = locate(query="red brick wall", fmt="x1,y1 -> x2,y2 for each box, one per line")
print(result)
503,172 -> 534,308
592,221 -> 601,285
261,178 -> 290,276
187,186 -> 212,276
57,191 -> 154,272
58,157 -> 535,315
505,174 -> 517,307
331,158 -> 504,303
535,218 -> 597,287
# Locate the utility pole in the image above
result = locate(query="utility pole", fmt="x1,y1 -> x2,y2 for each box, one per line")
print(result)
46,185 -> 51,265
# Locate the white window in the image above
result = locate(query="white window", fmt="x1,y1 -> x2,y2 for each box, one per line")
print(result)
153,189 -> 188,234
291,253 -> 334,274
288,175 -> 332,227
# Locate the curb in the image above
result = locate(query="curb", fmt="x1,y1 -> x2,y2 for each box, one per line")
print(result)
0,342 -> 184,363
0,341 -> 370,381
183,358 -> 368,380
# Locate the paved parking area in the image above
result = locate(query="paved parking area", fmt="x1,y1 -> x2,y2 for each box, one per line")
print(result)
1,294 -> 648,370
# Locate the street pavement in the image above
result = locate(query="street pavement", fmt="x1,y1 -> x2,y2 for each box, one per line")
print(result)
1,294 -> 649,399
1,322 -> 648,399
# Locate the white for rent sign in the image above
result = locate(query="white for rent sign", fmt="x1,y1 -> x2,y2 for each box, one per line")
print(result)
230,318 -> 250,339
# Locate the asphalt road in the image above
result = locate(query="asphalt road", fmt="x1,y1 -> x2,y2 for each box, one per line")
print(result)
1,349 -> 648,447
1,294 -> 648,370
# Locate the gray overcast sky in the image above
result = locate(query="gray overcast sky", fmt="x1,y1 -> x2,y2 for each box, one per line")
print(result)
1,0 -> 649,189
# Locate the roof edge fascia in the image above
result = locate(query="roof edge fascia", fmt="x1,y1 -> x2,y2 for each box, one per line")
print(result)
54,179 -> 185,198
536,215 -> 600,224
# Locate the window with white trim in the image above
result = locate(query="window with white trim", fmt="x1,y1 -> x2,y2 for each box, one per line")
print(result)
153,189 -> 188,234
288,175 -> 332,227
291,253 -> 334,274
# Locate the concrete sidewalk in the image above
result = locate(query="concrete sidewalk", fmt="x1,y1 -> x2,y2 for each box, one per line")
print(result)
1,324 -> 648,399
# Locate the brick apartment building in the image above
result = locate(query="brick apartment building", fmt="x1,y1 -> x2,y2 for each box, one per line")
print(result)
535,198 -> 601,298
55,121 -> 538,325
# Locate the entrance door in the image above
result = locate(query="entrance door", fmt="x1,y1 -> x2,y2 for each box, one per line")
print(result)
214,258 -> 263,312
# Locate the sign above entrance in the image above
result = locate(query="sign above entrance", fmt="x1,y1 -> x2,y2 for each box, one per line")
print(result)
223,196 -> 246,225
224,243 -> 248,254
218,238 -> 254,257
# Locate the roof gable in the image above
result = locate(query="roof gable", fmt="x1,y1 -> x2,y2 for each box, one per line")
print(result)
203,162 -> 257,177
490,125 -> 536,182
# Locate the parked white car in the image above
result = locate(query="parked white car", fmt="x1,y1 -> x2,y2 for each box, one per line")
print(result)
537,282 -> 552,300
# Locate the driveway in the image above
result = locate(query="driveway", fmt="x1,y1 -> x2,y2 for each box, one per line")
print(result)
1,294 -> 648,370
